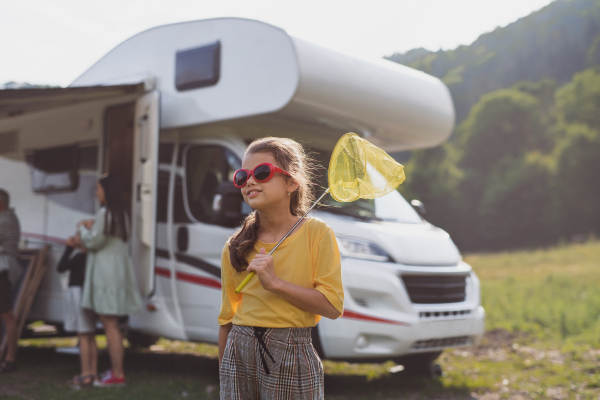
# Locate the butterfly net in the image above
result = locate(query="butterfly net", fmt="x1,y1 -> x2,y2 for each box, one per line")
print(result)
328,132 -> 406,203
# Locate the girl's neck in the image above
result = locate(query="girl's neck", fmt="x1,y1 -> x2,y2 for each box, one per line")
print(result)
256,203 -> 301,239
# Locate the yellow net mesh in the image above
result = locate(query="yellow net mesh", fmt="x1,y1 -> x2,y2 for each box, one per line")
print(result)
328,133 -> 406,202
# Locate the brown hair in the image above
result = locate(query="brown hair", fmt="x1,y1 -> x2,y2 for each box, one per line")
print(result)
229,137 -> 316,272
98,174 -> 129,242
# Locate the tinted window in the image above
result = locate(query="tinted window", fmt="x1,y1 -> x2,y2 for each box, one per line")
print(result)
185,146 -> 224,223
175,41 -> 221,91
158,143 -> 175,164
156,170 -> 192,224
156,171 -> 169,223
79,145 -> 99,171
173,176 -> 191,224
33,145 -> 78,173
31,145 -> 79,193
185,145 -> 247,227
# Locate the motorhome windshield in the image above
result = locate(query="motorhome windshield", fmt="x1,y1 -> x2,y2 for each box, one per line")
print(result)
323,190 -> 422,224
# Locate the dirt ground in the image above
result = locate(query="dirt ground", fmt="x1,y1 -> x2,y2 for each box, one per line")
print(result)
0,330 -> 597,400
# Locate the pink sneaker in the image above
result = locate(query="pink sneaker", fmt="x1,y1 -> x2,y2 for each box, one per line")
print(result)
93,370 -> 126,387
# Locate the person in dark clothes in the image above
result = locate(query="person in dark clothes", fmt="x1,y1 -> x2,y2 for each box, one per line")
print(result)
0,188 -> 21,374
57,235 -> 98,388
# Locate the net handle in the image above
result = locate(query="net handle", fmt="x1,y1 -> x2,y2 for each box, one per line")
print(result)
234,188 -> 331,294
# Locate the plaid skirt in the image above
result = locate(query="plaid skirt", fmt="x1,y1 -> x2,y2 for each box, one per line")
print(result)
220,325 -> 324,400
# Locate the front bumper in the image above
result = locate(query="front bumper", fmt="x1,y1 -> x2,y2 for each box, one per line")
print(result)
317,257 -> 485,360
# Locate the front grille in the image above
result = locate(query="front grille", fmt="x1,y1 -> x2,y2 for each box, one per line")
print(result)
401,275 -> 467,304
411,336 -> 472,350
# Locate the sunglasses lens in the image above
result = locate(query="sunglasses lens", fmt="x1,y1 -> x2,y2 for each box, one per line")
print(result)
254,165 -> 271,181
234,170 -> 248,187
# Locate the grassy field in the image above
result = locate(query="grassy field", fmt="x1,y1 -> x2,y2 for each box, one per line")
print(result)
1,240 -> 600,399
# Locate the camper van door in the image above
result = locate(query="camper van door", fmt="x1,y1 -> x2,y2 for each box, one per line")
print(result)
131,90 -> 160,297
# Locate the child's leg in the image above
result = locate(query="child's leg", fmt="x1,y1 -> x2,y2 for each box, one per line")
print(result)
78,333 -> 97,377
89,334 -> 98,377
98,315 -> 124,378
78,333 -> 90,376
0,311 -> 17,363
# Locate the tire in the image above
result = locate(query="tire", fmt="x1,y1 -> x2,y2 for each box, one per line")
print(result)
127,330 -> 160,348
393,351 -> 443,377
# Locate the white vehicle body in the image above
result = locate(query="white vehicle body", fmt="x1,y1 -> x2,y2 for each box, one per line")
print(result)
0,18 -> 484,361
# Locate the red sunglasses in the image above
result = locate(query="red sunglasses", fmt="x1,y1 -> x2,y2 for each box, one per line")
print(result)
233,163 -> 292,188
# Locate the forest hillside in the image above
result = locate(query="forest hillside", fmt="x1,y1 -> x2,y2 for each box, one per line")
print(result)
387,0 -> 600,123
389,0 -> 600,251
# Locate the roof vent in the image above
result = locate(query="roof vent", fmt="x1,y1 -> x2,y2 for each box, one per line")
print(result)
0,130 -> 18,154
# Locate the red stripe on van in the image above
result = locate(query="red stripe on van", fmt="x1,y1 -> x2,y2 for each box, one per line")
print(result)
176,271 -> 221,289
21,232 -> 67,245
342,310 -> 411,326
155,267 -> 171,278
155,266 -> 221,289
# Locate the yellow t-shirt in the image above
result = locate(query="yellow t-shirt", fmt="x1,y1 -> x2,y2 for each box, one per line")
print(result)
218,217 -> 344,328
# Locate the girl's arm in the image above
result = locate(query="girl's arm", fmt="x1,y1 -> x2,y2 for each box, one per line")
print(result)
217,244 -> 241,370
56,245 -> 75,273
271,279 -> 340,319
218,323 -> 233,369
78,209 -> 108,251
247,248 -> 341,319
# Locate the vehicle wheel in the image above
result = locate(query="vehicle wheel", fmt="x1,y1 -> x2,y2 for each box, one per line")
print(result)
393,351 -> 442,377
127,330 -> 160,348
430,363 -> 443,377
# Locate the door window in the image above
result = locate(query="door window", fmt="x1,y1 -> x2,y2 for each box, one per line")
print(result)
156,170 -> 192,224
184,145 -> 248,227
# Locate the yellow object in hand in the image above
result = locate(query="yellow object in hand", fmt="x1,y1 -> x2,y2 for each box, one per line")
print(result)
328,133 -> 405,202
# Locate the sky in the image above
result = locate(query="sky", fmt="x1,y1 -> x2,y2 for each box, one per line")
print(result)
1,0 -> 554,87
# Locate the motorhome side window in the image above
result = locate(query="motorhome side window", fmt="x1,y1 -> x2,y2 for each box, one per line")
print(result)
26,144 -> 99,194
29,145 -> 80,193
175,41 -> 220,91
184,145 -> 248,227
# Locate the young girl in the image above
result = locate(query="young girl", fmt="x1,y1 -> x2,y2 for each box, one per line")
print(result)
218,138 -> 344,400
57,235 -> 98,388
77,174 -> 142,387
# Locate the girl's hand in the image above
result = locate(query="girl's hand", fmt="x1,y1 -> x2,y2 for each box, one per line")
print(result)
247,248 -> 280,292
76,219 -> 94,229
65,236 -> 77,247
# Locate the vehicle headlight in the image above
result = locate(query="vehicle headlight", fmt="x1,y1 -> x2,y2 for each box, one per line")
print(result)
336,235 -> 392,262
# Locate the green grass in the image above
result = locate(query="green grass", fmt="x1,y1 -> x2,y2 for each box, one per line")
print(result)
1,240 -> 600,399
469,239 -> 600,344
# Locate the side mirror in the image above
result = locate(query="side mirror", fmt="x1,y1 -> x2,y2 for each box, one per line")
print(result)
411,199 -> 426,218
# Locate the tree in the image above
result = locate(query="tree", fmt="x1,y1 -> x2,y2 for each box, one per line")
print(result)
555,68 -> 600,127
459,89 -> 543,173
399,144 -> 463,239
552,123 -> 600,238
477,152 -> 553,249
453,88 -> 552,249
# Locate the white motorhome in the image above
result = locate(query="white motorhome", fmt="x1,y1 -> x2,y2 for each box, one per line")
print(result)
0,18 -> 484,374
